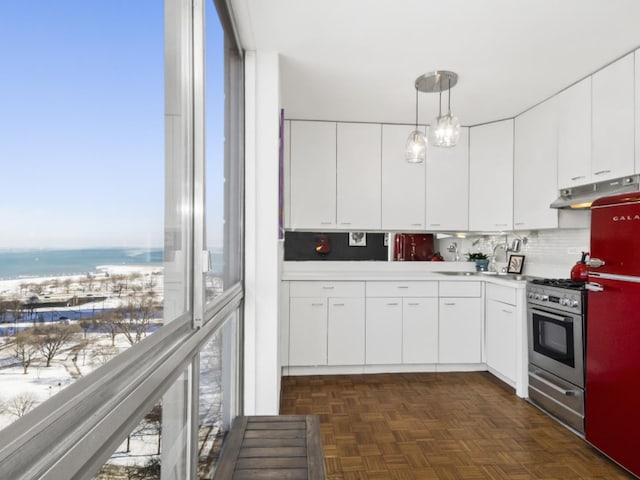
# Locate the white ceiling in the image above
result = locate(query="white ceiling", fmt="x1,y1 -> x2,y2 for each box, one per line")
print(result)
229,0 -> 640,126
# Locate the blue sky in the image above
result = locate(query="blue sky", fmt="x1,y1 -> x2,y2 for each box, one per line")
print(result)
0,1 -> 224,249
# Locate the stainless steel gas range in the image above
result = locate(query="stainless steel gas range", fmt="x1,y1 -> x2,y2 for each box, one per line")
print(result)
526,279 -> 587,434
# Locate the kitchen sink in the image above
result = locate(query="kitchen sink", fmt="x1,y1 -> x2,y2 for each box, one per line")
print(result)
436,271 -> 477,276
436,271 -> 536,282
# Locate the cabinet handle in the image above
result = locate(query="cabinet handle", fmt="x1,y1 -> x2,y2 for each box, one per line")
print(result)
397,286 -> 409,289
411,223 -> 422,226
594,170 -> 611,176
495,223 -> 508,227
340,222 -> 352,225
386,302 -> 399,306
320,221 -> 333,225
570,175 -> 586,181
443,302 -> 456,306
322,286 -> 335,290
502,309 -> 513,314
311,303 -> 324,307
514,222 -> 525,226
407,302 -> 419,306
333,303 -> 345,307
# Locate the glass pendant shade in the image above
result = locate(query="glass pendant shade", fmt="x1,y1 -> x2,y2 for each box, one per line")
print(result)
429,113 -> 461,147
405,130 -> 427,163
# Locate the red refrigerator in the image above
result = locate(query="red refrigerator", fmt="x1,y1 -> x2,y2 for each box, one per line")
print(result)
586,191 -> 640,477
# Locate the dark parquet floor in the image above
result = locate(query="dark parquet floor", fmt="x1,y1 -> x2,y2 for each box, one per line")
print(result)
279,372 -> 635,480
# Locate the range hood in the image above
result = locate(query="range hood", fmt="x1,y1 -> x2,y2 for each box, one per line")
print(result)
550,175 -> 640,209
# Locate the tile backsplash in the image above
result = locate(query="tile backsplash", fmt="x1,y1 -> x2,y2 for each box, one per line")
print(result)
436,228 -> 590,278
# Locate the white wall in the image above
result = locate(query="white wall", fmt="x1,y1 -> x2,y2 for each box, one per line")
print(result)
244,50 -> 281,414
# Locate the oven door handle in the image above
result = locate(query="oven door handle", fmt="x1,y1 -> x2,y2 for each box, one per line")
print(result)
529,308 -> 572,323
529,371 -> 579,396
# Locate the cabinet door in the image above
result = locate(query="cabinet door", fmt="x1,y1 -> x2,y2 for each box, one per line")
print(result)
486,299 -> 516,383
381,124 -> 426,229
366,298 -> 402,364
557,77 -> 592,188
289,298 -> 327,366
514,98 -> 558,230
403,298 -> 438,364
426,128 -> 469,230
592,53 -> 635,182
328,297 -> 365,365
337,123 -> 382,229
439,297 -> 482,363
469,120 -> 514,231
290,121 -> 337,228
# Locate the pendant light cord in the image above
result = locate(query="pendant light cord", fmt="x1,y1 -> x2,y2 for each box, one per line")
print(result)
447,77 -> 452,115
415,87 -> 419,129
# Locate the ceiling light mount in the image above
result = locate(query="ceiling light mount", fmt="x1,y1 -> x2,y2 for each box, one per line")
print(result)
415,71 -> 458,93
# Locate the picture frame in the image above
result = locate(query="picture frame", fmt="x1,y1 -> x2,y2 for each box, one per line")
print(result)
507,254 -> 525,274
348,231 -> 367,247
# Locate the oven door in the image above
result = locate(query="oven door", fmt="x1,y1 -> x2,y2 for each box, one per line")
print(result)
528,306 -> 584,388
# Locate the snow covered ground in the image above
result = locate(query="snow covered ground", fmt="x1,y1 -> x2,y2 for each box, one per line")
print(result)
0,267 -> 225,476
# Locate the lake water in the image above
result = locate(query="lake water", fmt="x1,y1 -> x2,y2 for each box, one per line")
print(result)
0,247 -> 224,280
0,248 -> 164,280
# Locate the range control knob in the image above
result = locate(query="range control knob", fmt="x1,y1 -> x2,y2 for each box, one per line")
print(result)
540,295 -> 549,301
534,294 -> 540,300
560,298 -> 569,306
570,299 -> 579,308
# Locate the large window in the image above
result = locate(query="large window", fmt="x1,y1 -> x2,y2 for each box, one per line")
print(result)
0,1 -> 244,478
0,0 -> 165,432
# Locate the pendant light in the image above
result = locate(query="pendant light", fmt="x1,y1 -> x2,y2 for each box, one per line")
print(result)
429,75 -> 461,147
415,71 -> 461,148
404,86 -> 426,163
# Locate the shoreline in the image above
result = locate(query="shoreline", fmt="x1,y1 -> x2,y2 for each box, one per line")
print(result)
0,264 -> 164,297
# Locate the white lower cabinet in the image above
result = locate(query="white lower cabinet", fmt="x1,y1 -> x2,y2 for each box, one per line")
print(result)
365,298 -> 402,364
288,281 -> 365,367
486,299 -> 516,383
438,281 -> 482,364
485,283 -> 518,385
289,298 -> 328,366
439,297 -> 482,363
328,298 -> 365,365
403,298 -> 439,364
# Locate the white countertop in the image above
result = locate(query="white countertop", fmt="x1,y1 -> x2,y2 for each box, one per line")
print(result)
281,261 -> 531,288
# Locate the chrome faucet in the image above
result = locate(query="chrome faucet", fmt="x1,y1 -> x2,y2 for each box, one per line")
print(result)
446,242 -> 460,261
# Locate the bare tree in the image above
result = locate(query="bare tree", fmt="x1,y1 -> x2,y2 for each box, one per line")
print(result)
92,345 -> 119,366
34,323 -> 81,367
145,403 -> 162,455
6,393 -> 37,418
95,310 -> 123,346
62,278 -> 72,294
115,297 -> 157,345
14,330 -> 39,374
8,297 -> 25,325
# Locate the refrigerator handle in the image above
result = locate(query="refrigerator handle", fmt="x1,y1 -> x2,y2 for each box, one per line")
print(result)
586,282 -> 604,292
587,258 -> 605,268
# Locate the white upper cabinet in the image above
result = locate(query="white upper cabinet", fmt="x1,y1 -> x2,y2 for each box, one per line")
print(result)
469,120 -> 514,231
514,97 -> 558,230
290,121 -> 337,229
592,53 -> 635,182
426,127 -> 469,231
557,77 -> 592,189
336,123 -> 382,229
381,124 -> 426,230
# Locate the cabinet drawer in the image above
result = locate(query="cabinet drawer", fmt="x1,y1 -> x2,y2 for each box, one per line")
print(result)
290,281 -> 365,298
366,281 -> 438,297
486,283 -> 517,305
438,281 -> 481,297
